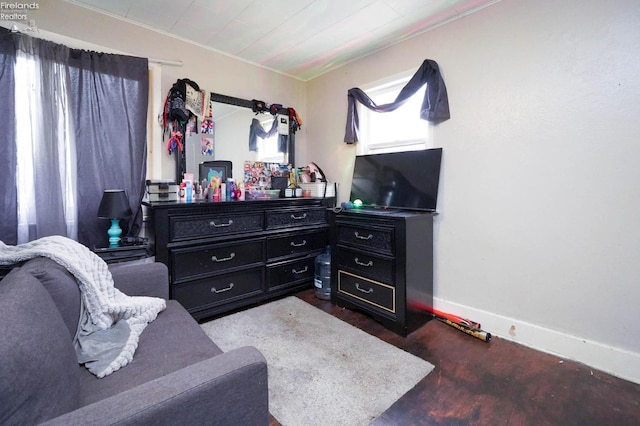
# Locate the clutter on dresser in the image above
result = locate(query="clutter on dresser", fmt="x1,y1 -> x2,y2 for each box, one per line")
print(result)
146,158 -> 335,205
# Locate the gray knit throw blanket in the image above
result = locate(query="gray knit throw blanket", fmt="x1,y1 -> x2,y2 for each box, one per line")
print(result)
0,235 -> 166,378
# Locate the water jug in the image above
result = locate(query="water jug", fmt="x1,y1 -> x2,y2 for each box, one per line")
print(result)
314,246 -> 331,300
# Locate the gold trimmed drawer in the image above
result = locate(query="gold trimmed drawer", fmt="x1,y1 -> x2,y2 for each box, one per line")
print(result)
336,223 -> 394,255
171,239 -> 264,282
169,212 -> 263,241
267,256 -> 315,292
266,230 -> 327,261
265,207 -> 327,230
337,270 -> 395,314
172,267 -> 263,312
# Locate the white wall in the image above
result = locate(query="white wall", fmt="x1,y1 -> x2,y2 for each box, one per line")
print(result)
305,0 -> 640,383
33,0 -> 307,181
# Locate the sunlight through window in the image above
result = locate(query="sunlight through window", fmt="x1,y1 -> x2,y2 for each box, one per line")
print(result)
359,78 -> 431,155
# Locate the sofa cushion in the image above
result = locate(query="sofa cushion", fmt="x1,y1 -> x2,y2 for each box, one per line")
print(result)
78,299 -> 223,406
0,268 -> 80,424
20,257 -> 81,339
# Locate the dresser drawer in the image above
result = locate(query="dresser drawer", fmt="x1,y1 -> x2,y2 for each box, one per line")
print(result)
171,239 -> 264,282
265,207 -> 327,229
337,270 -> 395,314
267,256 -> 315,292
266,230 -> 327,261
336,247 -> 394,284
172,267 -> 263,312
336,223 -> 394,255
170,212 -> 263,241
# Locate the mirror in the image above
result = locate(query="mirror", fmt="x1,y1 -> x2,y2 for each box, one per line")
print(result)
183,94 -> 295,183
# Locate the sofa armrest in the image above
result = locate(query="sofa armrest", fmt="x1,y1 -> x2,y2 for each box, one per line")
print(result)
41,346 -> 269,426
109,262 -> 169,300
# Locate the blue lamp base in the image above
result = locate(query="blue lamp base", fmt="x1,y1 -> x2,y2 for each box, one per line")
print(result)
107,218 -> 122,248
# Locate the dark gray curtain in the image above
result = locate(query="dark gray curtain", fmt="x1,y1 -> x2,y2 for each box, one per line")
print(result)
0,29 -> 148,249
0,28 -> 17,245
68,50 -> 148,248
344,59 -> 451,144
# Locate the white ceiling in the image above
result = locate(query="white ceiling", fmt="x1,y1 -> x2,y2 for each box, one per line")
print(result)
67,0 -> 499,81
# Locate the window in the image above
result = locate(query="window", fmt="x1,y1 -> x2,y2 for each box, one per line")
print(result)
257,117 -> 285,164
358,77 -> 432,155
14,48 -> 78,243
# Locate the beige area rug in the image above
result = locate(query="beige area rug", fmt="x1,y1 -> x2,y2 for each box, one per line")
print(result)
201,297 -> 434,426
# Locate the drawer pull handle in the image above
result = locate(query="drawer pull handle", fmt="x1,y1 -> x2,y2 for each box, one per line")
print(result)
211,283 -> 234,293
209,220 -> 233,227
292,266 -> 309,275
354,232 -> 373,240
355,283 -> 373,294
291,213 -> 307,220
354,257 -> 373,267
211,253 -> 235,262
290,240 -> 307,247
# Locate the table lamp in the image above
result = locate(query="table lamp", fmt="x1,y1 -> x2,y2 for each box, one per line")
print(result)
97,189 -> 132,247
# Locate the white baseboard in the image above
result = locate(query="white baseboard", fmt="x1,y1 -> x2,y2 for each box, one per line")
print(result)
433,298 -> 640,385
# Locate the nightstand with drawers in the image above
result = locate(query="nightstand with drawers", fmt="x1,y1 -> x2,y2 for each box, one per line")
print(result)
329,208 -> 434,336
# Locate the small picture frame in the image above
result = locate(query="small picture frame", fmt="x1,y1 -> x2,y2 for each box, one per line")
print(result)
201,137 -> 214,156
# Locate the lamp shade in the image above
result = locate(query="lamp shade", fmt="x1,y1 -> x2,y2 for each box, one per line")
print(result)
97,189 -> 132,219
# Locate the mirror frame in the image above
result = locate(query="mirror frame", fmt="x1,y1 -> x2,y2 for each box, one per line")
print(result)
174,92 -> 297,181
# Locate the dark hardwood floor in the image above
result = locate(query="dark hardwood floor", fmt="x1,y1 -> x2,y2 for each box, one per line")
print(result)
268,289 -> 640,425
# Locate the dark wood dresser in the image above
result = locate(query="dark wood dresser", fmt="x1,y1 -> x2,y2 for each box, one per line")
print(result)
145,198 -> 331,321
329,208 -> 435,336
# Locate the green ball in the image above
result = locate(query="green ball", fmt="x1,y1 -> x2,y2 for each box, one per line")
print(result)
353,199 -> 363,208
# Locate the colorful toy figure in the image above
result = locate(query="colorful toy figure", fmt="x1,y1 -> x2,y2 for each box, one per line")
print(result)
287,164 -> 297,188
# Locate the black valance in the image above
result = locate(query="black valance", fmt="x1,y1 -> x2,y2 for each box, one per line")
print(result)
344,59 -> 450,144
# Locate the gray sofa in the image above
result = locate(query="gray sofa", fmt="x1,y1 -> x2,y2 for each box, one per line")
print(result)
0,257 -> 268,425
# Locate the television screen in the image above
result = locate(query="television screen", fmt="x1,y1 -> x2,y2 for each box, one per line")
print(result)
350,148 -> 442,212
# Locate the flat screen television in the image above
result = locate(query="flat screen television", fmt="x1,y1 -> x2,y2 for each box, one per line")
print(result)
349,148 -> 443,212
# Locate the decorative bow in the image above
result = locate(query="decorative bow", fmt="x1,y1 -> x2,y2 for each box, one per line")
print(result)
167,129 -> 183,154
